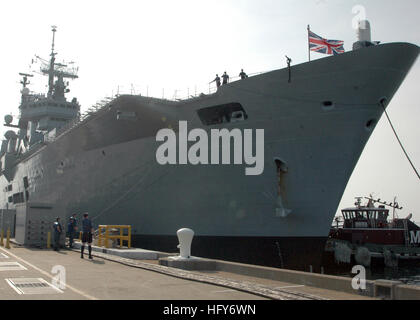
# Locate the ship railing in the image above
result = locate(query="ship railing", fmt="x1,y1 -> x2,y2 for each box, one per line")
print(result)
46,69 -> 271,143
171,70 -> 268,101
50,97 -> 113,142
107,69 -> 270,103
16,139 -> 48,161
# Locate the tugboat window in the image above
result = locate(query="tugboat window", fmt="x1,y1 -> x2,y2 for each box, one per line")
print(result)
197,103 -> 248,126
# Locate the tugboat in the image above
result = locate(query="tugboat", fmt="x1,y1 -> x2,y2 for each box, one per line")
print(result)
325,196 -> 420,268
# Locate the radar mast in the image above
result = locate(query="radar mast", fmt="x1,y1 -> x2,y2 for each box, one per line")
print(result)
38,26 -> 78,100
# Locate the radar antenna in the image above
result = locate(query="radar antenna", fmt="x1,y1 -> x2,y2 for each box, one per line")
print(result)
363,195 -> 403,219
354,197 -> 363,207
51,25 -> 57,56
19,73 -> 33,88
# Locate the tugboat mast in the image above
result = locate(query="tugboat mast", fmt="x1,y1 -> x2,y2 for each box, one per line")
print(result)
47,25 -> 57,98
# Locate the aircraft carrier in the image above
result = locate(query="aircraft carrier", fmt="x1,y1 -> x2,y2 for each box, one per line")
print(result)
0,24 -> 418,271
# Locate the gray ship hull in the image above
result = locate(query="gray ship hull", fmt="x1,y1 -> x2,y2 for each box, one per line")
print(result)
1,42 -> 418,270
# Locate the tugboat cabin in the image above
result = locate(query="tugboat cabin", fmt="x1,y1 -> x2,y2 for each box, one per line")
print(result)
330,198 -> 420,247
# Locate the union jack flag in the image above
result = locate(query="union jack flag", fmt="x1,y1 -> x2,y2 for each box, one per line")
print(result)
308,30 -> 345,55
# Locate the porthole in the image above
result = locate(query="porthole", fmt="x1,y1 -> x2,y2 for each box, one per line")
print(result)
379,97 -> 388,107
365,119 -> 377,131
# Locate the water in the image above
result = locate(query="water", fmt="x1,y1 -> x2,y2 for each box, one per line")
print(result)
367,266 -> 420,286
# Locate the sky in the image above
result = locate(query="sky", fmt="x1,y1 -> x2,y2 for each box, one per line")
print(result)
0,0 -> 419,222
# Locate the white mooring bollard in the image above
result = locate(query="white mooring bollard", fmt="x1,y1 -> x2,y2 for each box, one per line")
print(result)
176,228 -> 194,259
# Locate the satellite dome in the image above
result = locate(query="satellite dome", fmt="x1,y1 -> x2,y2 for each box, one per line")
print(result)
4,115 -> 13,125
21,87 -> 30,95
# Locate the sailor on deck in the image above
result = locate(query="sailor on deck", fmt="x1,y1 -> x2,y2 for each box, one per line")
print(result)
239,69 -> 248,80
221,72 -> 229,85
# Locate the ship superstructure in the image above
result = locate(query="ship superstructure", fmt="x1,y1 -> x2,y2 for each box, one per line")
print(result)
1,26 -> 79,181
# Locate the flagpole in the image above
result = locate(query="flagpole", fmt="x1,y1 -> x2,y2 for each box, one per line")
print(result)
307,24 -> 311,62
